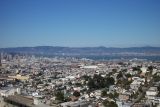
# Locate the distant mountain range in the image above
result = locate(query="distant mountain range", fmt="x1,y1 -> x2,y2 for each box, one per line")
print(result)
0,46 -> 160,56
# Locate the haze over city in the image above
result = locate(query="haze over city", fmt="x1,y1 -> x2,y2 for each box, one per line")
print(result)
0,0 -> 160,48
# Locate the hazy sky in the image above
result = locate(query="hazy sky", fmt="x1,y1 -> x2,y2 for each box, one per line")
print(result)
0,0 -> 160,48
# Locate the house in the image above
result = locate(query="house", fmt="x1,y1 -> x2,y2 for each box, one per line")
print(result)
116,101 -> 131,107
119,92 -> 131,101
130,81 -> 141,91
130,77 -> 145,91
109,85 -> 116,92
146,87 -> 158,100
61,100 -> 92,107
132,103 -> 148,107
0,88 -> 20,97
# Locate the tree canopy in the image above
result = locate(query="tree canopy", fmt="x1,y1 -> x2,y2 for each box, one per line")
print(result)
87,74 -> 115,90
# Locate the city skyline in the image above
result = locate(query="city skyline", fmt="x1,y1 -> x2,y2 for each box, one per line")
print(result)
0,0 -> 160,48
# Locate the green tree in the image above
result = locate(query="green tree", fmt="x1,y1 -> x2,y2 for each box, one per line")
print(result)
87,74 -> 115,90
108,93 -> 114,99
109,101 -> 118,107
103,100 -> 118,107
132,66 -> 141,72
73,91 -> 81,97
93,74 -> 104,88
75,83 -> 82,87
112,69 -> 117,72
88,78 -> 96,89
117,72 -> 123,79
55,91 -> 64,101
82,75 -> 91,81
125,73 -> 132,78
147,66 -> 153,72
113,91 -> 119,98
122,69 -> 127,72
153,74 -> 160,82
105,77 -> 115,87
102,100 -> 110,107
101,90 -> 107,97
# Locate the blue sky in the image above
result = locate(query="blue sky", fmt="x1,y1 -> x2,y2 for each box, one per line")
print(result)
0,0 -> 160,48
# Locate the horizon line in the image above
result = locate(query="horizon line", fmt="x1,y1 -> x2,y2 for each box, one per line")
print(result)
1,45 -> 160,49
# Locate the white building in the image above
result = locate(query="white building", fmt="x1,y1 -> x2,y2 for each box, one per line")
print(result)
146,87 -> 158,100
0,88 -> 20,97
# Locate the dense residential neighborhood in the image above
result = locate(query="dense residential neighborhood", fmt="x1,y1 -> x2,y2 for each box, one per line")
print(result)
1,0 -> 160,106
0,53 -> 160,107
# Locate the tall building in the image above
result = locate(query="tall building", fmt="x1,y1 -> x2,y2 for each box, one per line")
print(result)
0,53 -> 2,67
